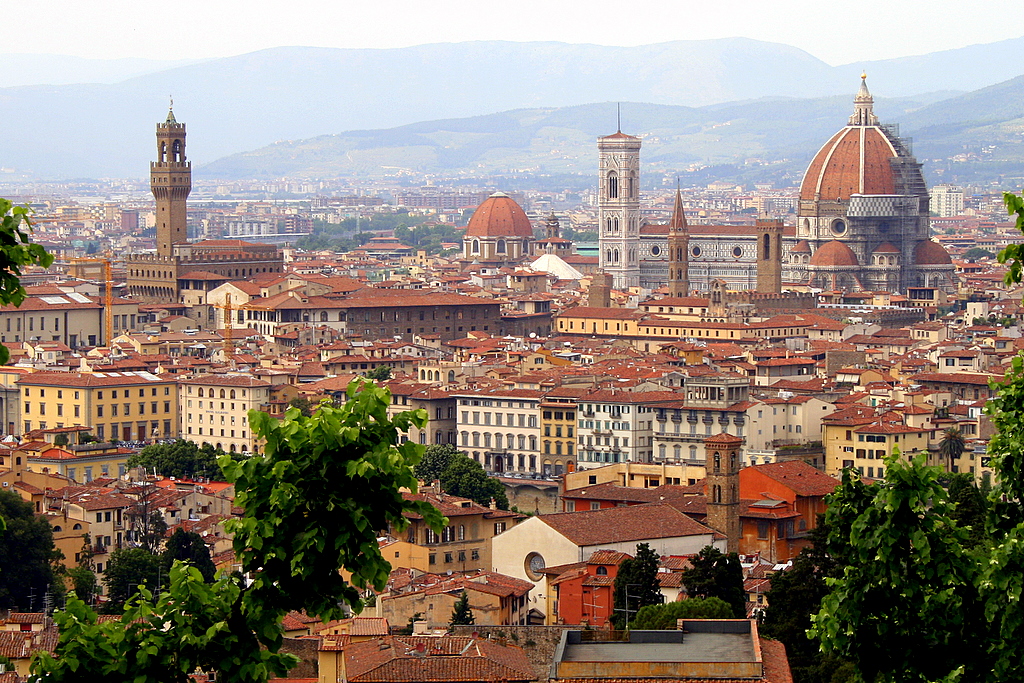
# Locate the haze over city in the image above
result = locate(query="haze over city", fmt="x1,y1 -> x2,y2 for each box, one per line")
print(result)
0,3 -> 1024,683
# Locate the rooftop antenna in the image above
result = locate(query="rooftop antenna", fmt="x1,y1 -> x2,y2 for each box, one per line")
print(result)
616,103 -> 621,133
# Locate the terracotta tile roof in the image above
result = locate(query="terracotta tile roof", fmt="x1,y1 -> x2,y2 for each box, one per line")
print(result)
747,461 -> 840,497
539,503 -> 715,547
0,625 -> 58,659
344,636 -> 535,682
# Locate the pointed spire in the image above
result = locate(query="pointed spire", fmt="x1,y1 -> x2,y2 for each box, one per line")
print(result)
165,95 -> 177,124
849,73 -> 878,126
669,180 -> 688,235
616,102 -> 621,133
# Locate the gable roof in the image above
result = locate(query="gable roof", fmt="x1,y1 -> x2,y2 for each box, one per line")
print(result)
538,503 -> 714,547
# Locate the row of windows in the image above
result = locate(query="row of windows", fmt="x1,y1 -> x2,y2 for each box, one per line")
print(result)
461,411 -> 537,427
428,549 -> 480,565
189,387 -> 248,398
94,402 -> 171,418
541,411 -> 575,421
459,399 -> 534,408
24,387 -> 171,398
460,431 -> 538,451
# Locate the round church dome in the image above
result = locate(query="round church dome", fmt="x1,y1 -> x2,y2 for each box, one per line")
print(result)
914,240 -> 953,265
872,242 -> 901,253
799,77 -> 903,204
809,240 -> 860,267
791,240 -> 812,253
465,192 -> 533,238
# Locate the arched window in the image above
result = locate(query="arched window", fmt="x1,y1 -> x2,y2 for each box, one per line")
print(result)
448,370 -> 456,383
497,240 -> 506,254
53,525 -> 62,532
220,389 -> 226,399
714,452 -> 721,472
607,171 -> 618,199
230,390 -> 236,399
472,240 -> 480,254
763,233 -> 771,260
596,566 -> 608,576
172,139 -> 183,162
613,249 -> 619,263
73,523 -> 82,530
198,388 -> 205,397
320,312 -> 328,322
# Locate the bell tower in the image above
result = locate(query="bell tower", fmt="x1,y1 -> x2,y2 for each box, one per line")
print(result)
598,126 -> 641,290
667,185 -> 690,297
756,218 -> 784,293
152,105 -> 191,257
704,432 -> 743,554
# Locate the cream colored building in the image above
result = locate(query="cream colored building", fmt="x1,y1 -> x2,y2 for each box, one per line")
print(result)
453,389 -> 543,474
179,375 -> 271,453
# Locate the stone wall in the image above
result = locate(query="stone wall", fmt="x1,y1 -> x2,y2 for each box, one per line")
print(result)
451,624 -> 574,681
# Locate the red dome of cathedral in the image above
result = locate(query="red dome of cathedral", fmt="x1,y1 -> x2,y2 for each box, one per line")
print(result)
465,192 -> 533,238
809,240 -> 860,267
873,242 -> 901,254
799,76 -> 900,203
914,240 -> 953,265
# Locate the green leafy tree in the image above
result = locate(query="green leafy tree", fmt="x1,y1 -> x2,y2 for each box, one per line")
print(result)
964,247 -> 995,260
680,546 -> 746,618
809,453 -> 983,683
439,455 -> 509,510
612,542 -> 662,629
67,566 -> 100,606
0,199 -> 56,365
54,433 -> 69,447
127,439 -> 232,480
0,488 -> 59,610
365,365 -> 392,381
415,443 -> 461,483
288,396 -> 316,417
102,547 -> 162,613
450,590 -> 475,626
32,379 -> 445,683
161,528 -> 216,583
947,472 -> 988,549
761,521 -> 853,683
630,597 -> 733,629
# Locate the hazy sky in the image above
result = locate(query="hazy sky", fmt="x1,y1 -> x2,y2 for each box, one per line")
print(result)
11,0 -> 1022,65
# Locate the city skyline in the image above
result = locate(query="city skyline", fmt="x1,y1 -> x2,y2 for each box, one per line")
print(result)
5,0 -> 1023,66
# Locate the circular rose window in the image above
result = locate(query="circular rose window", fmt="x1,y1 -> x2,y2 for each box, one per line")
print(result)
651,245 -> 661,256
525,552 -> 546,580
691,246 -> 702,258
732,246 -> 743,258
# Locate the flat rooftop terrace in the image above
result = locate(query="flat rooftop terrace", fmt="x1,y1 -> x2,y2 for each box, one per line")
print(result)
552,620 -> 763,680
562,631 -> 754,663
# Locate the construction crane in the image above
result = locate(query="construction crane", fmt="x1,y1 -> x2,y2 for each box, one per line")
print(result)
69,257 -> 114,346
216,293 -> 234,358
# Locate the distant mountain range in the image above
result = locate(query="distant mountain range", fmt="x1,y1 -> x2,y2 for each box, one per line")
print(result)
201,76 -> 1024,188
1,36 -> 1023,179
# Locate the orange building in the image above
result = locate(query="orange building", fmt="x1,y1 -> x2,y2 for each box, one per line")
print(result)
546,549 -> 630,627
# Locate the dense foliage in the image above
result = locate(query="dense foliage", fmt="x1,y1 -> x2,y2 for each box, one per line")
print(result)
32,380 -> 445,683
0,489 -> 59,610
612,542 -> 662,629
680,546 -> 746,618
162,528 -> 216,583
630,597 -> 733,629
102,547 -> 163,614
439,455 -> 509,510
127,440 -> 234,480
0,199 -> 56,364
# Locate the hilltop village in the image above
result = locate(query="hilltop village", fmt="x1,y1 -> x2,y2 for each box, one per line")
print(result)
0,78 -> 1018,682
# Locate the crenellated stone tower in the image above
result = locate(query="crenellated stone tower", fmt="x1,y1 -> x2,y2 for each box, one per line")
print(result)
152,106 -> 191,257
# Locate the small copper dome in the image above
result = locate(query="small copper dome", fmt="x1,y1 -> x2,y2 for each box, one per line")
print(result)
809,240 -> 860,267
872,242 -> 901,253
914,240 -> 953,265
791,240 -> 812,253
465,192 -> 533,239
